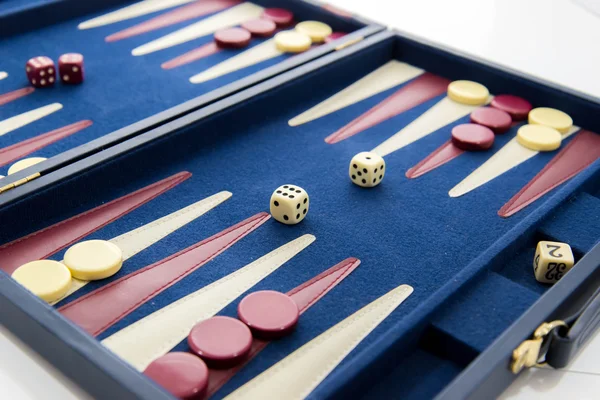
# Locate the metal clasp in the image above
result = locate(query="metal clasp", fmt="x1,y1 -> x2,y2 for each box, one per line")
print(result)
511,320 -> 568,374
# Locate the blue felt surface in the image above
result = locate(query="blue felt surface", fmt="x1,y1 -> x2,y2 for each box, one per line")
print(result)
0,0 -> 364,175
0,36 -> 599,399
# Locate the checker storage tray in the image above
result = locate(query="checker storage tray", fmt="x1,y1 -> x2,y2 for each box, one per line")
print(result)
0,30 -> 599,400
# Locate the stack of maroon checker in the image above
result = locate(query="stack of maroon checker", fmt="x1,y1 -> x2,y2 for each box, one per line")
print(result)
452,94 -> 533,151
143,290 -> 299,399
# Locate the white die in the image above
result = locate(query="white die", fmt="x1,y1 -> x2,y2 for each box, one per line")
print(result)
270,185 -> 309,225
349,152 -> 385,187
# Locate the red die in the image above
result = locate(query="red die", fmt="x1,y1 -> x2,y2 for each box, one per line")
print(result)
58,53 -> 84,84
25,56 -> 56,88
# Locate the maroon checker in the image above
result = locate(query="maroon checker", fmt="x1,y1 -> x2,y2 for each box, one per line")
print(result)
214,27 -> 251,48
470,107 -> 512,134
262,8 -> 294,27
451,123 -> 495,151
188,316 -> 252,368
143,352 -> 209,400
241,18 -> 277,37
490,94 -> 533,121
325,32 -> 347,43
238,290 -> 299,340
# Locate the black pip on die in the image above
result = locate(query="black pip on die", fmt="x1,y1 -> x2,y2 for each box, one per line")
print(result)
349,152 -> 385,187
270,185 -> 309,225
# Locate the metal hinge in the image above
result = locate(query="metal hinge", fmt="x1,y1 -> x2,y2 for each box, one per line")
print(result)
511,320 -> 568,374
0,172 -> 41,194
335,36 -> 364,51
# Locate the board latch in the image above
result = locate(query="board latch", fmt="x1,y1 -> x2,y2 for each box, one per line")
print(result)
0,172 -> 41,194
511,320 -> 568,374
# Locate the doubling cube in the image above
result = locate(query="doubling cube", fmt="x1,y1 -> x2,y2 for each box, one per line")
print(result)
270,184 -> 309,225
59,53 -> 84,84
25,56 -> 56,88
533,241 -> 574,284
349,152 -> 385,188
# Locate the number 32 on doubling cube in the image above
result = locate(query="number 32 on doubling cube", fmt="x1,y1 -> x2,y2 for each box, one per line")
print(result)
533,241 -> 574,284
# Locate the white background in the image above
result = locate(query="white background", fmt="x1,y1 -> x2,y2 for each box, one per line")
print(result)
2,0 -> 600,398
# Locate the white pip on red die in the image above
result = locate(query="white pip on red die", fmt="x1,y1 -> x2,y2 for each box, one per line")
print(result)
270,184 -> 309,225
349,152 -> 385,187
59,53 -> 84,84
25,56 -> 56,88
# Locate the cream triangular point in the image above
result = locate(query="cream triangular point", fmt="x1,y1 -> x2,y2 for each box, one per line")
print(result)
0,103 -> 63,137
372,96 -> 492,157
0,72 -> 7,81
225,284 -> 413,400
52,191 -> 232,304
190,38 -> 281,84
78,0 -> 196,30
289,61 -> 424,127
132,2 -> 264,56
449,126 -> 579,197
102,234 -> 315,371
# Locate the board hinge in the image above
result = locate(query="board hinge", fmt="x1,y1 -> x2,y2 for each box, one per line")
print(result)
335,36 -> 364,51
0,172 -> 41,194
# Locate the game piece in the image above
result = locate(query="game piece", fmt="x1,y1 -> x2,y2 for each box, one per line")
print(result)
238,290 -> 299,339
349,152 -> 385,187
269,184 -> 310,224
214,27 -> 251,48
58,53 -> 84,84
290,61 -> 424,127
0,71 -> 7,81
7,157 -> 46,175
105,0 -> 239,42
517,124 -> 562,151
325,32 -> 346,43
470,107 -> 512,134
63,240 -> 123,280
528,107 -> 573,134
241,18 -> 277,37
326,73 -> 449,144
132,3 -> 264,56
190,37 -> 284,83
0,120 -> 92,169
188,316 -> 253,368
533,241 -> 574,284
451,124 -> 495,151
144,352 -> 209,400
226,285 -> 413,399
447,80 -> 489,105
25,57 -> 56,88
499,130 -> 600,218
11,260 -> 71,303
102,235 -> 315,371
262,8 -> 294,27
274,31 -> 312,53
490,94 -> 532,121
295,21 -> 333,43
0,103 -> 63,137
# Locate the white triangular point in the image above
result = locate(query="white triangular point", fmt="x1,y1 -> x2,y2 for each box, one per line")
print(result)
372,96 -> 493,157
102,234 -> 316,371
0,72 -> 7,81
288,61 -> 424,127
78,0 -> 196,30
449,126 -> 580,197
51,191 -> 232,304
225,284 -> 414,400
190,38 -> 282,84
0,103 -> 63,137
132,2 -> 264,56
